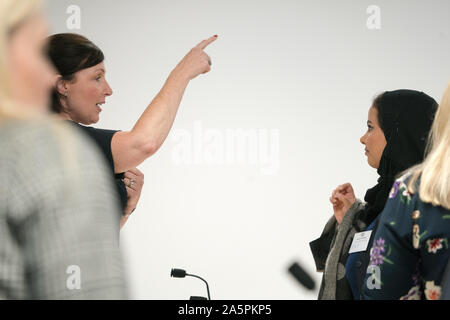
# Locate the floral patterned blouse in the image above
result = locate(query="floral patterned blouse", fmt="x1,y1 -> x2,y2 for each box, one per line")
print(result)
361,172 -> 450,300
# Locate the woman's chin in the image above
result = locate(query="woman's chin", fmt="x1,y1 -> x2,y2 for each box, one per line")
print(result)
367,159 -> 376,169
90,114 -> 100,124
367,159 -> 380,170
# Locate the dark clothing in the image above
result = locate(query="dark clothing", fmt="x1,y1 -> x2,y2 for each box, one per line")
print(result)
441,258 -> 450,300
66,121 -> 127,212
362,174 -> 450,300
345,216 -> 380,300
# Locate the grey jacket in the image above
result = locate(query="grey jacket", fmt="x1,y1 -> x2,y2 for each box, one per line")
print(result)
0,120 -> 127,299
310,199 -> 367,300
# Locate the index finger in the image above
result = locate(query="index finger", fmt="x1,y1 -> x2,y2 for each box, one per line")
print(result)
196,35 -> 218,50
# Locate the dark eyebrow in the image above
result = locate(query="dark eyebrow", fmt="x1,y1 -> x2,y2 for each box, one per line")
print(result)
95,68 -> 105,74
367,120 -> 373,125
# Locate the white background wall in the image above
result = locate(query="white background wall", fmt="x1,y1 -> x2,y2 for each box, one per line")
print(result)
45,0 -> 450,299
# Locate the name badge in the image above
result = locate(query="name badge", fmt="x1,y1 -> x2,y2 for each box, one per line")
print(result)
348,230 -> 373,254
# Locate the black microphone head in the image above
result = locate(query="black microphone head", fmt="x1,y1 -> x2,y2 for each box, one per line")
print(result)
171,268 -> 187,278
288,262 -> 316,290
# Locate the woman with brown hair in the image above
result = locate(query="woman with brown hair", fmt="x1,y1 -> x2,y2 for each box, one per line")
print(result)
47,33 -> 217,227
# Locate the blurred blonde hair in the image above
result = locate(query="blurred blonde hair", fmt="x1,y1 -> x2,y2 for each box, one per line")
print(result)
0,0 -> 80,182
0,0 -> 43,120
408,82 -> 450,209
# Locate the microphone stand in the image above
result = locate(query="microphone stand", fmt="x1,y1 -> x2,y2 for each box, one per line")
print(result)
171,268 -> 211,300
186,273 -> 211,300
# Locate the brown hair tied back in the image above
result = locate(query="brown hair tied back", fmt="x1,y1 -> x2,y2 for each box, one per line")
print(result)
46,33 -> 104,113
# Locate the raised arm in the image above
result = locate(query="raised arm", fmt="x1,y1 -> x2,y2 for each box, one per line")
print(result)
111,35 -> 218,173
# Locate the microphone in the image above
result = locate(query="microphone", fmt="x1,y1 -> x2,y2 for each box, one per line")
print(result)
170,268 -> 211,300
171,268 -> 186,278
288,261 -> 316,291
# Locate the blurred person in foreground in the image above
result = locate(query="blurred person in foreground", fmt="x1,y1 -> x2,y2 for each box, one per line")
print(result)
0,0 -> 127,299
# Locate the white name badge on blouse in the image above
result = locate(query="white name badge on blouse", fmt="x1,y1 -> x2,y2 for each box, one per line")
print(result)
348,230 -> 373,254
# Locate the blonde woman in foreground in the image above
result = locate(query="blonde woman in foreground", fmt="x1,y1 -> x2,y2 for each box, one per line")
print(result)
0,0 -> 127,299
362,83 -> 450,300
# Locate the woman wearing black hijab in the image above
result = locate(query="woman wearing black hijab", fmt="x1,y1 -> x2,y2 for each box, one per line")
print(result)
310,89 -> 438,300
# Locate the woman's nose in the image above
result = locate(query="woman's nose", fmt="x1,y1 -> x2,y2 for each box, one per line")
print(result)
360,133 -> 366,145
105,81 -> 113,96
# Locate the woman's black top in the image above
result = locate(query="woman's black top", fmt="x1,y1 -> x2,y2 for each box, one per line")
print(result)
66,121 -> 127,212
